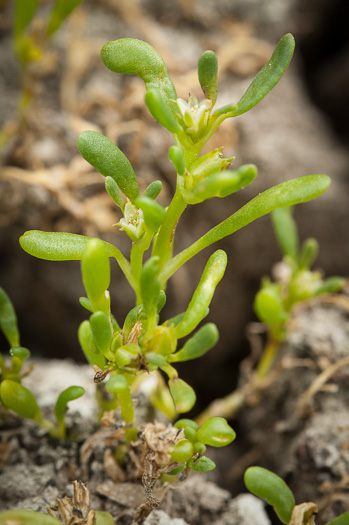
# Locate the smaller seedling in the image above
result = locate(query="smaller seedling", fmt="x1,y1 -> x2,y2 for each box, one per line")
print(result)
0,0 -> 83,149
254,206 -> 345,377
0,287 -> 84,438
245,466 -> 349,525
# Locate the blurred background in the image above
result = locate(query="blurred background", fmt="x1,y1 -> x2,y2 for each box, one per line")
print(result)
0,0 -> 348,415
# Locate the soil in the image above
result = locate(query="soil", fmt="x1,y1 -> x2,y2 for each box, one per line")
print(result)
1,0 -> 349,523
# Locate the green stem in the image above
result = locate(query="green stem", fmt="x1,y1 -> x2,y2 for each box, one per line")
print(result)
118,387 -> 137,441
152,185 -> 187,271
109,245 -> 136,292
256,337 -> 280,379
130,243 -> 143,304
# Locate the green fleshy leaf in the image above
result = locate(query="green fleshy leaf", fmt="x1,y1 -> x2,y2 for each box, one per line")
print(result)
90,311 -> 113,357
106,374 -> 128,393
192,164 -> 257,202
187,456 -> 216,472
10,346 -> 30,360
170,323 -> 218,362
315,276 -> 345,296
78,321 -> 106,369
170,439 -> 194,462
46,0 -> 82,37
196,417 -> 236,447
101,38 -> 177,104
140,256 -> 161,319
215,34 -> 295,118
299,237 -> 319,269
145,86 -> 181,133
0,379 -> 42,422
244,466 -> 295,524
166,464 -> 186,476
169,378 -> 196,413
0,509 -> 61,524
105,176 -> 125,210
14,0 -> 38,35
77,131 -> 140,202
169,145 -> 186,176
136,196 -> 166,232
54,385 -> 85,437
254,285 -> 288,326
271,207 -> 299,260
175,250 -> 227,339
79,297 -> 94,313
0,287 -> 20,347
81,239 -> 110,313
144,180 -> 162,200
174,419 -> 199,431
95,511 -> 115,525
326,512 -> 349,525
198,50 -> 218,104
20,230 -> 114,261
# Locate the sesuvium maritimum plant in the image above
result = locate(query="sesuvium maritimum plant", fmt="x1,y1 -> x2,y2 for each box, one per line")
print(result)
19,34 -> 330,477
0,286 -> 85,439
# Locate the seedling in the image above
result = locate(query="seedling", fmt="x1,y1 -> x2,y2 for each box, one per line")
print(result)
245,466 -> 349,525
0,287 -> 84,438
254,206 -> 345,377
0,0 -> 83,148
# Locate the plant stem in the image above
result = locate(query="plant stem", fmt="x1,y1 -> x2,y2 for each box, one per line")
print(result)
256,336 -> 280,379
152,185 -> 187,272
109,245 -> 137,292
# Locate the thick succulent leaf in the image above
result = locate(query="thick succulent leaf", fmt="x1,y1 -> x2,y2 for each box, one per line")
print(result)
0,287 -> 20,347
169,378 -> 196,413
196,417 -> 236,447
140,256 -> 161,319
136,196 -> 166,232
214,34 -> 295,118
46,0 -> 82,37
271,207 -> 299,260
101,38 -> 177,104
54,386 -> 85,429
187,456 -> 216,472
170,323 -> 218,362
20,231 -> 115,261
0,510 -> 61,524
0,380 -> 42,422
198,50 -> 218,104
145,87 -> 181,133
78,321 -> 106,369
144,180 -> 162,200
244,466 -> 295,524
77,131 -> 140,202
81,239 -> 110,312
14,0 -> 38,35
191,164 -> 257,202
175,250 -> 227,339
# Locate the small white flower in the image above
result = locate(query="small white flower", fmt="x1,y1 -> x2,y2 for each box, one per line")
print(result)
117,201 -> 145,241
175,95 -> 212,136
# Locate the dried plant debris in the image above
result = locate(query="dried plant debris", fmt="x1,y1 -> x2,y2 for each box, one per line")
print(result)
48,481 -> 96,525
